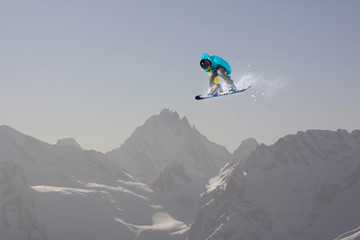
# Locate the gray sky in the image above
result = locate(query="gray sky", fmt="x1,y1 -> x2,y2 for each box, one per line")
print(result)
1,0 -> 359,153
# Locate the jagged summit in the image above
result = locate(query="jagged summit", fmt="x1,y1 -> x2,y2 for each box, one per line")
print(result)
141,108 -> 191,132
127,109 -> 195,148
160,108 -> 180,118
107,109 -> 232,183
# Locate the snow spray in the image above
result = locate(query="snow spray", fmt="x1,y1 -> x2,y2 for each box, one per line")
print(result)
235,74 -> 288,101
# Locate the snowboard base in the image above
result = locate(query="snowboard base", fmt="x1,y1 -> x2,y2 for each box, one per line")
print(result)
195,85 -> 251,100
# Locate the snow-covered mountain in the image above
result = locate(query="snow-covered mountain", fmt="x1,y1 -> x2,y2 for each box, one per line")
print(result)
188,129 -> 360,240
107,109 -> 232,183
0,125 -> 189,240
3,113 -> 359,240
107,109 -> 234,225
0,108 -> 238,240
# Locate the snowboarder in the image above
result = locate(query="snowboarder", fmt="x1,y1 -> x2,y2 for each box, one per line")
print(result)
200,53 -> 237,96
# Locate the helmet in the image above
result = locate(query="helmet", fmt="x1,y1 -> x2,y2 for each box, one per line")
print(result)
200,59 -> 211,70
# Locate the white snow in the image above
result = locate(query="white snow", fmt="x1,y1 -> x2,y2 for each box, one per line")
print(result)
84,182 -> 150,200
235,73 -> 288,98
335,226 -> 360,240
115,212 -> 189,240
206,165 -> 234,193
31,185 -> 97,196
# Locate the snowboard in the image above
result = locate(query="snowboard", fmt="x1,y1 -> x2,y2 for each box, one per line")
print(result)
195,85 -> 251,100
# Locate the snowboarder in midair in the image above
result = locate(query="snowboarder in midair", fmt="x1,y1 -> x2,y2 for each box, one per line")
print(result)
200,53 -> 237,96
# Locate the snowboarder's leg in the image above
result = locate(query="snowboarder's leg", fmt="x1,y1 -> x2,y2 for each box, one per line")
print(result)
208,70 -> 222,95
208,70 -> 217,86
217,67 -> 236,91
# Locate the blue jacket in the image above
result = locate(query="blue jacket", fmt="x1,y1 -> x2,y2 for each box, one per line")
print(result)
201,53 -> 232,75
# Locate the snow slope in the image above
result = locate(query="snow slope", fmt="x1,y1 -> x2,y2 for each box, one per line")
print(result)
0,125 -> 188,240
188,129 -> 360,240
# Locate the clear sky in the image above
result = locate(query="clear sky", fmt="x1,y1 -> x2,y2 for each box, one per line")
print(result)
1,0 -> 359,153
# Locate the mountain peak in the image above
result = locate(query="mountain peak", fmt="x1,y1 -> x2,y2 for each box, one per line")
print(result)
233,138 -> 259,162
159,108 -> 180,118
107,109 -> 232,183
158,108 -> 190,124
144,108 -> 191,130
56,138 -> 83,150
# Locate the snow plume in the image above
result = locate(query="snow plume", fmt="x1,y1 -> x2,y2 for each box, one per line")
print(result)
235,74 -> 288,100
